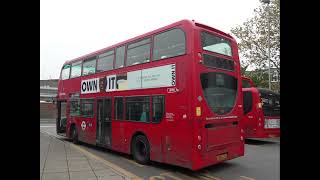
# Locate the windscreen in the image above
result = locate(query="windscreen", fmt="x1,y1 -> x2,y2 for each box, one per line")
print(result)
200,72 -> 238,115
242,79 -> 251,88
259,89 -> 280,116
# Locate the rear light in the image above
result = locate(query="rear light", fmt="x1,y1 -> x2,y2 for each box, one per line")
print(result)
198,135 -> 201,141
240,136 -> 244,141
241,129 -> 244,133
196,107 -> 201,116
198,53 -> 203,63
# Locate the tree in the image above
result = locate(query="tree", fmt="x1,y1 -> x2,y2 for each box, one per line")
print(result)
231,0 -> 280,81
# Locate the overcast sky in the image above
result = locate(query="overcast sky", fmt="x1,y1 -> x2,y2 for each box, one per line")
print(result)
40,0 -> 261,80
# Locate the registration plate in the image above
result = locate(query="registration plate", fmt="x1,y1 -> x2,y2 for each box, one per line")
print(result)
265,119 -> 280,129
216,153 -> 228,161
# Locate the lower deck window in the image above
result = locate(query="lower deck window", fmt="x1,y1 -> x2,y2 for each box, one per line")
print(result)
126,96 -> 150,122
81,99 -> 94,117
70,99 -> 80,116
152,96 -> 164,123
115,97 -> 124,120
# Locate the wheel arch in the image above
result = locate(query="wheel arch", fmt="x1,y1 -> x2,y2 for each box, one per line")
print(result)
130,131 -> 149,154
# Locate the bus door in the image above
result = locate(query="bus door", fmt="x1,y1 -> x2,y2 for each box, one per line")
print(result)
96,98 -> 112,148
56,100 -> 67,134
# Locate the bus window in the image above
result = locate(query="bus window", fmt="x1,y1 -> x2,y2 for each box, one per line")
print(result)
82,57 -> 96,76
153,28 -> 186,60
81,99 -> 94,117
126,96 -> 150,122
243,91 -> 253,115
242,79 -> 251,88
152,96 -> 164,123
259,89 -> 280,117
61,64 -> 71,80
200,72 -> 237,115
127,38 -> 151,66
115,97 -> 124,120
115,46 -> 125,69
97,50 -> 114,72
70,61 -> 82,78
201,31 -> 232,57
202,54 -> 234,71
70,99 -> 80,116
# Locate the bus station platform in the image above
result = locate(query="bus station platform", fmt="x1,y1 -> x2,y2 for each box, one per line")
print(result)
40,132 -> 127,180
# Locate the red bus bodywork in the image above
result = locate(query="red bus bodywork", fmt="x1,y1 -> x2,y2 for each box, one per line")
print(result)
57,20 -> 244,170
242,87 -> 280,138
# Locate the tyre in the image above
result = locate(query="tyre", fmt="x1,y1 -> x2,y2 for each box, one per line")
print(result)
132,135 -> 150,164
71,126 -> 79,144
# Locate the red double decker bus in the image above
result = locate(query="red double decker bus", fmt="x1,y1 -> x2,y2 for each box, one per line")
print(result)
56,20 -> 244,170
241,76 -> 280,138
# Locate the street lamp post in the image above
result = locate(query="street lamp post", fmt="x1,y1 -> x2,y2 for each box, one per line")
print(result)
261,0 -> 271,90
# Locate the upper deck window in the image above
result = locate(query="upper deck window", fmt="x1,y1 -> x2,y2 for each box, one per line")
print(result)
153,28 -> 186,60
61,64 -> 70,80
201,31 -> 232,57
115,46 -> 125,69
70,61 -> 82,78
97,50 -> 114,72
127,38 -> 151,66
82,57 -> 96,76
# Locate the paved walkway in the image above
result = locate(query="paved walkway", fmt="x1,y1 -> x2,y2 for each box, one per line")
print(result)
40,132 -> 126,180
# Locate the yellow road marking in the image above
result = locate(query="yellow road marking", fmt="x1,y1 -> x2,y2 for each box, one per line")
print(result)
160,172 -> 184,180
121,157 -> 145,167
174,172 -> 199,180
70,143 -> 143,180
198,170 -> 222,180
149,176 -> 166,180
240,175 -> 256,180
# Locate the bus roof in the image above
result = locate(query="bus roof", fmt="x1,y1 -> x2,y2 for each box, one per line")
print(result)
63,19 -> 236,66
64,19 -> 193,65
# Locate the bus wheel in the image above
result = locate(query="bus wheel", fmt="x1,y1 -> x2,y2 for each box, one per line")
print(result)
71,126 -> 78,144
132,135 -> 150,164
